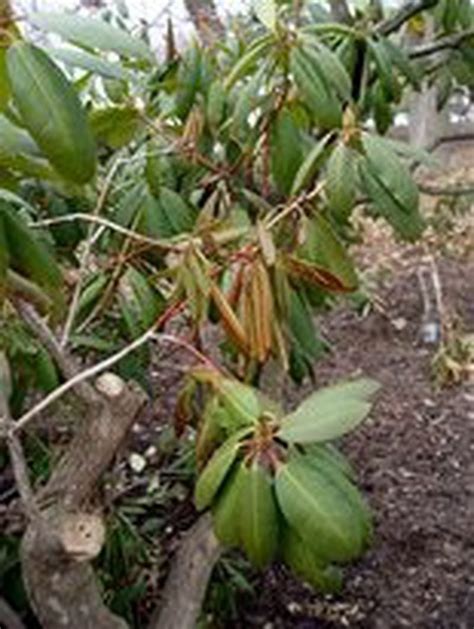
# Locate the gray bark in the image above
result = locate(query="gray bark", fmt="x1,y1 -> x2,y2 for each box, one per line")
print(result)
184,0 -> 225,46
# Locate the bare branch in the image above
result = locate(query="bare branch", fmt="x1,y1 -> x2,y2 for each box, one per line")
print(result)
0,353 -> 38,519
149,514 -> 221,629
409,28 -> 474,58
11,325 -> 157,435
377,0 -> 439,36
61,156 -> 125,349
14,300 -> 98,406
10,330 -> 218,435
418,182 -> 474,196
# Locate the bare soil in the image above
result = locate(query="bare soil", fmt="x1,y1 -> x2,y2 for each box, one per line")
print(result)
233,256 -> 474,629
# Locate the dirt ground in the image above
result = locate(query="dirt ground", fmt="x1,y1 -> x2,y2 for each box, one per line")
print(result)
231,255 -> 474,629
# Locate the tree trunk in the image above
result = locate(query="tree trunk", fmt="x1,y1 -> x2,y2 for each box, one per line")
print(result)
20,374 -> 145,629
328,0 -> 352,23
149,514 -> 221,629
184,0 -> 225,47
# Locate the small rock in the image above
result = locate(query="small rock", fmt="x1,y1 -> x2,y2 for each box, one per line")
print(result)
129,453 -> 147,473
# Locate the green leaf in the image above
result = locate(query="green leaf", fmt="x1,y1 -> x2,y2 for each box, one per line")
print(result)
282,528 -> 343,593
224,35 -> 274,90
290,46 -> 342,129
30,12 -> 152,61
288,289 -> 327,362
303,443 -> 355,480
7,43 -> 96,183
175,44 -> 201,120
195,429 -> 249,510
286,213 -> 358,292
0,114 -> 39,158
0,202 -> 63,307
367,38 -> 399,101
0,47 -> 11,111
44,46 -> 127,80
158,187 -> 196,235
212,461 -> 247,547
275,455 -> 362,563
216,379 -> 262,427
90,105 -> 140,149
270,109 -> 303,195
360,133 -> 424,241
207,80 -> 227,130
0,212 -> 9,299
254,0 -> 277,31
380,39 -> 420,88
299,450 -> 373,548
239,460 -> 279,568
118,266 -> 162,338
326,142 -> 358,220
34,345 -> 59,393
300,36 -> 352,102
291,132 -> 332,195
278,378 -> 379,444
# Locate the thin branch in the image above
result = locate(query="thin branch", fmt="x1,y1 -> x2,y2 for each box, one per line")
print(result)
409,28 -> 474,58
0,353 -> 38,519
32,213 -> 179,252
14,300 -> 98,406
11,331 -> 217,435
418,182 -> 474,196
32,213 -> 249,253
11,325 -> 158,435
61,156 -> 124,348
377,0 -> 439,36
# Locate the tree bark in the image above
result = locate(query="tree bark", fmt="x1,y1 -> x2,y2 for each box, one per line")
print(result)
149,514 -> 222,629
20,374 -> 146,629
184,0 -> 225,47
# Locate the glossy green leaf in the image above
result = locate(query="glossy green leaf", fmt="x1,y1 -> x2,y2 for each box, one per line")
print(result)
0,212 -> 8,298
30,12 -> 152,61
367,38 -> 399,100
300,37 -> 352,102
158,187 -> 196,235
299,450 -> 373,549
0,202 -> 63,306
275,456 -> 362,562
290,46 -> 342,129
361,133 -> 424,241
224,35 -> 274,89
90,105 -> 140,149
207,80 -> 226,130
286,213 -> 358,292
239,460 -> 279,567
303,443 -> 355,480
0,47 -> 11,111
282,528 -> 343,593
291,132 -> 332,195
270,109 -> 303,195
326,142 -> 358,220
45,46 -> 127,80
380,39 -> 420,88
34,345 -> 59,393
278,378 -> 379,444
7,42 -> 96,183
175,44 -> 201,120
212,461 -> 247,546
195,429 -> 248,510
